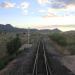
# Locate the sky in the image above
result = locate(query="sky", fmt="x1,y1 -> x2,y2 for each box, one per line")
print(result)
0,0 -> 75,31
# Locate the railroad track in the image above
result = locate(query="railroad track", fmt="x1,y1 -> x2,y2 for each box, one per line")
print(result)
32,40 -> 52,75
0,37 -> 75,75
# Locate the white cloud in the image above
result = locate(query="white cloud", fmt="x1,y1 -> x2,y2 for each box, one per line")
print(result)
38,9 -> 46,13
19,2 -> 30,16
23,10 -> 28,15
66,4 -> 75,10
42,13 -> 57,18
0,1 -> 16,8
37,0 -> 50,5
42,16 -> 75,25
48,8 -> 55,13
20,2 -> 30,9
44,8 -> 59,17
46,4 -> 75,17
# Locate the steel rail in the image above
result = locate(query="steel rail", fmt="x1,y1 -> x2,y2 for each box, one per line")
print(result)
43,40 -> 53,75
32,40 -> 40,75
32,39 -> 53,75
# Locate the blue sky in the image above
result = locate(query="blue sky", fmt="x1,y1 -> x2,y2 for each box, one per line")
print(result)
0,0 -> 75,31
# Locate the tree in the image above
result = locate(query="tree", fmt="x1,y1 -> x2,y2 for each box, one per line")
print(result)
6,34 -> 21,55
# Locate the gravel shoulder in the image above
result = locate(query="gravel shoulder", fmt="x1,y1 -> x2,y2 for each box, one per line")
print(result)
61,55 -> 75,74
44,36 -> 75,75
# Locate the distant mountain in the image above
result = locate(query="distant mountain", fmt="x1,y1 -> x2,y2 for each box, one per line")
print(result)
50,28 -> 61,33
64,30 -> 75,34
64,30 -> 75,36
0,24 -> 12,32
0,24 -> 38,33
39,29 -> 50,33
0,24 -> 62,33
39,28 -> 61,34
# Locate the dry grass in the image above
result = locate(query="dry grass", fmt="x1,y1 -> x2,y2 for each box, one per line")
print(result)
0,32 -> 39,59
0,32 -> 28,59
49,31 -> 75,55
63,32 -> 75,55
0,33 -> 16,58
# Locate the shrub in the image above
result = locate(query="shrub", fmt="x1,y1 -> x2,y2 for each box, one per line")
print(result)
0,59 -> 7,70
6,34 -> 21,55
50,33 -> 67,46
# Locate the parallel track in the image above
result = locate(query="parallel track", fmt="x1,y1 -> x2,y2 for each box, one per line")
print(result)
32,40 -> 52,75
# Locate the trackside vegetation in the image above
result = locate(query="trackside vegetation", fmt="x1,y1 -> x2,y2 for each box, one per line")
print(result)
50,32 -> 67,46
0,34 -> 21,70
6,34 -> 21,55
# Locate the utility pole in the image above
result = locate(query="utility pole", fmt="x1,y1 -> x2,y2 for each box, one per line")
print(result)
27,27 -> 30,44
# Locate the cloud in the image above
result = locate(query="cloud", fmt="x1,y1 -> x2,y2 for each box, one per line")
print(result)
0,1 -> 16,8
38,8 -> 58,18
68,0 -> 75,4
37,0 -> 50,5
63,4 -> 75,16
66,4 -> 75,10
51,2 -> 66,9
45,2 -> 75,17
20,2 -> 30,9
54,0 -> 75,5
42,13 -> 57,18
18,2 -> 30,16
37,0 -> 66,8
23,10 -> 28,15
49,0 -> 75,9
38,9 -> 46,13
41,16 -> 75,26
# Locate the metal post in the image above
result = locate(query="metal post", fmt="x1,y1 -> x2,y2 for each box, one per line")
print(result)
27,27 -> 30,44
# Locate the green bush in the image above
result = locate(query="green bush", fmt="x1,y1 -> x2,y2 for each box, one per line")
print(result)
50,33 -> 67,46
6,34 -> 21,55
0,60 -> 6,70
0,57 -> 8,70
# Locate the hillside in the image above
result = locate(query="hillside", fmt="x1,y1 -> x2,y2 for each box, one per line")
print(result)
39,28 -> 61,34
0,24 -> 38,33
